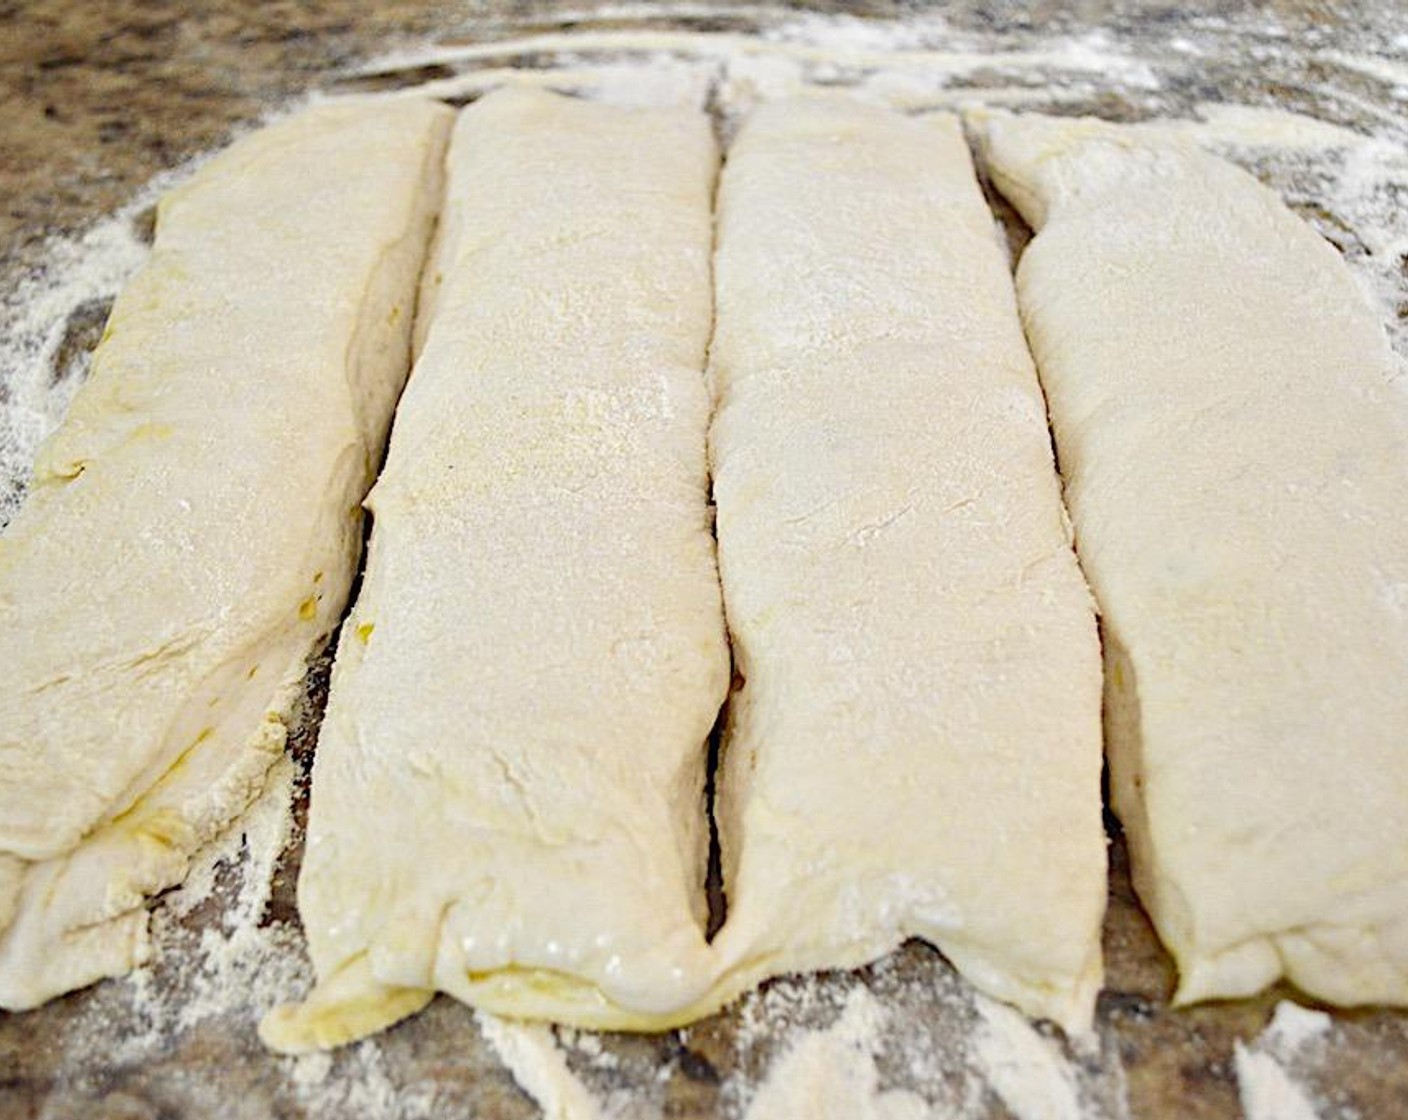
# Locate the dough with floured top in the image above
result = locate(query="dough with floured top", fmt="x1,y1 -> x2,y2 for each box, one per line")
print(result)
975,109 -> 1408,1008
706,96 -> 1108,1035
260,87 -> 730,1053
0,97 -> 452,1009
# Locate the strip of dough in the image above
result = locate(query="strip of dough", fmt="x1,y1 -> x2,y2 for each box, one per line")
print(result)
0,99 -> 452,1009
706,96 -> 1107,1034
974,110 -> 1408,1007
259,87 -> 730,1053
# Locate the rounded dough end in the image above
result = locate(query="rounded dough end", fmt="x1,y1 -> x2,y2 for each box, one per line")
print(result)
257,955 -> 432,1054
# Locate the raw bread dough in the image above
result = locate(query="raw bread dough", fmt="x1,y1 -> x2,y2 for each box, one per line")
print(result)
0,98 -> 452,1009
260,87 -> 730,1053
706,96 -> 1107,1034
974,110 -> 1408,1007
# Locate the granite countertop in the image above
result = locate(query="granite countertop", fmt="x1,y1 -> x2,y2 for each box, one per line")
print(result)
0,0 -> 1365,278
2,2 -> 1407,1118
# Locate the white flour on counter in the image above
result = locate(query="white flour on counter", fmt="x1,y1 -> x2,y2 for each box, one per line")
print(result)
473,964 -> 1131,1120
4,8 -> 1408,1120
1234,1002 -> 1334,1120
0,210 -> 145,528
731,985 -> 1103,1120
710,960 -> 1128,1120
52,750 -> 310,1065
970,998 -> 1087,1120
738,988 -> 931,1120
1235,1048 -> 1319,1120
477,1012 -> 605,1120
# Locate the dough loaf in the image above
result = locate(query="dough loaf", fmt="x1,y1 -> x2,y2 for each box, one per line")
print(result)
975,110 -> 1408,1007
260,87 -> 730,1053
706,96 -> 1108,1034
0,98 -> 451,1009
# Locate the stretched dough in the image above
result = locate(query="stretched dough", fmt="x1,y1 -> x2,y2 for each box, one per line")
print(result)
259,87 -> 730,1053
706,96 -> 1107,1034
975,110 -> 1408,1007
0,98 -> 452,1009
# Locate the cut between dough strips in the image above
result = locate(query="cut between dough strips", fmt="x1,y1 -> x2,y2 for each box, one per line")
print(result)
974,109 -> 1408,1009
0,98 -> 452,1010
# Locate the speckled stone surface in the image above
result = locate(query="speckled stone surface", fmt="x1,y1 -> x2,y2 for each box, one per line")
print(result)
2,2 -> 1407,1118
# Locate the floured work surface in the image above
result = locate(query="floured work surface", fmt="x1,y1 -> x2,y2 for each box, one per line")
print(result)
2,2 -> 1408,1117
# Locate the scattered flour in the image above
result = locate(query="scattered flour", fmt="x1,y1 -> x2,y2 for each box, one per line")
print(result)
277,1035 -> 446,1120
557,1026 -> 620,1071
970,997 -> 1084,1120
50,751 -> 313,1073
292,1050 -> 334,1089
356,57 -> 719,110
476,1011 -> 604,1120
0,212 -> 146,528
1235,1046 -> 1321,1120
716,962 -> 1130,1120
1318,50 -> 1408,97
1234,1001 -> 1335,1120
740,987 -> 934,1120
166,755 -> 305,1034
1262,1001 -> 1334,1055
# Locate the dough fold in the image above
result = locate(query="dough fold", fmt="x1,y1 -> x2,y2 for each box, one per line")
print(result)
974,110 -> 1408,1007
0,98 -> 452,1009
260,87 -> 730,1053
706,96 -> 1107,1034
